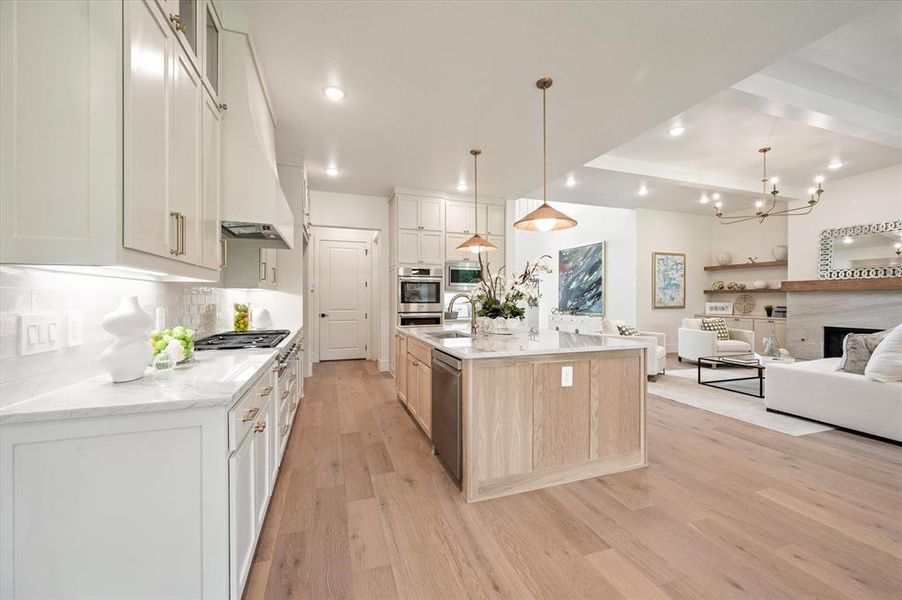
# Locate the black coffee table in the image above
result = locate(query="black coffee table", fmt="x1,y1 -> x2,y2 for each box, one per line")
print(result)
697,354 -> 765,398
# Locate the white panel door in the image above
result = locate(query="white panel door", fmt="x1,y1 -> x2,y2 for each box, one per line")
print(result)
169,42 -> 202,265
396,196 -> 419,230
420,197 -> 444,231
420,231 -> 443,264
445,201 -> 469,234
200,92 -> 221,270
486,205 -> 506,235
123,0 -> 174,258
320,239 -> 369,360
397,229 -> 420,264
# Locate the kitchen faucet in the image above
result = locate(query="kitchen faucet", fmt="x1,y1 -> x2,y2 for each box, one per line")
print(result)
448,293 -> 477,335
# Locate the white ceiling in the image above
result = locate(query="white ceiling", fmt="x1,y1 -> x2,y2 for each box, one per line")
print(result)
227,0 -> 877,199
531,2 -> 902,216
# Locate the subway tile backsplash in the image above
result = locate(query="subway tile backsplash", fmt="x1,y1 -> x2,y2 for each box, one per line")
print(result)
0,266 -> 247,407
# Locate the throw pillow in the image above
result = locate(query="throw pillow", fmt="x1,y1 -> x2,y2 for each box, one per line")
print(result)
701,318 -> 729,341
864,323 -> 902,382
617,325 -> 640,336
837,329 -> 890,374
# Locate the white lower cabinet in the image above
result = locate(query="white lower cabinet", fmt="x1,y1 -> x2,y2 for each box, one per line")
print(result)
0,355 -> 301,600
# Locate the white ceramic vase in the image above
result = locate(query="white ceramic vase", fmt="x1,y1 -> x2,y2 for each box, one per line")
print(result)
752,280 -> 768,289
100,296 -> 153,383
715,252 -> 732,266
771,244 -> 788,261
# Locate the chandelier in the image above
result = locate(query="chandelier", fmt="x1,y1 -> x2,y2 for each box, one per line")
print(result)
715,147 -> 824,225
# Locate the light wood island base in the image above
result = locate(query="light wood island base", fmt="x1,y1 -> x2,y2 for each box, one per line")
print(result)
461,348 -> 646,502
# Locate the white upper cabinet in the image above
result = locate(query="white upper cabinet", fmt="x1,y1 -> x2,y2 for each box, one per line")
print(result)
445,201 -> 471,234
486,205 -> 506,236
420,231 -> 443,264
202,2 -> 221,98
396,196 -> 420,230
420,198 -> 443,231
201,92 -> 222,270
396,194 -> 443,232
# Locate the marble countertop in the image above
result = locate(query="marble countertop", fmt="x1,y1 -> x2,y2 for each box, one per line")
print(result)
0,327 -> 304,425
400,324 -> 647,360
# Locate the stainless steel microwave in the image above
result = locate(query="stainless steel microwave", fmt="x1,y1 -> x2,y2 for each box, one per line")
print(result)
446,261 -> 482,291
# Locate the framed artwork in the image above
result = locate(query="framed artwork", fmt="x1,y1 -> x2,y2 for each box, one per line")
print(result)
558,241 -> 605,315
653,252 -> 686,309
705,301 -> 733,316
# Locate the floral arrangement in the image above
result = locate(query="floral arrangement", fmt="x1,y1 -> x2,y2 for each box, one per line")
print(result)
472,254 -> 552,320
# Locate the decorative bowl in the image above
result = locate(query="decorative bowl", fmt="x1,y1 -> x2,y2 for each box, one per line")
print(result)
715,252 -> 733,266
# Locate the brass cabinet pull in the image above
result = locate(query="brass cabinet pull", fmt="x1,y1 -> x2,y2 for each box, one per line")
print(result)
220,239 -> 227,268
254,421 -> 266,433
218,103 -> 228,111
169,211 -> 180,255
261,261 -> 267,281
169,13 -> 186,33
241,407 -> 259,422
259,385 -> 273,396
179,213 -> 186,255
281,424 -> 289,437
271,267 -> 276,284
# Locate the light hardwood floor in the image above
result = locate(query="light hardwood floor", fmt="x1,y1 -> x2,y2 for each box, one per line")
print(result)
244,358 -> 902,599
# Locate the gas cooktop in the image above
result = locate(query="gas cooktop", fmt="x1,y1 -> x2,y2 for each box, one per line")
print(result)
195,330 -> 290,350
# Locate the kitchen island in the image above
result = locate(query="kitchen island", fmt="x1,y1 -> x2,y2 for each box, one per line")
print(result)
395,325 -> 648,502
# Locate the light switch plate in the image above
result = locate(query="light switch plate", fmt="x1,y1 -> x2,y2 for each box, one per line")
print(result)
561,365 -> 573,387
18,313 -> 63,356
66,310 -> 84,347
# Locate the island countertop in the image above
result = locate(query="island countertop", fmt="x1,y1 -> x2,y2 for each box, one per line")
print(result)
398,324 -> 648,360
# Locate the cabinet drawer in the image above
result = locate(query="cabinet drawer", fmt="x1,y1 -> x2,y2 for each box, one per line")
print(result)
407,337 -> 432,366
229,372 -> 275,453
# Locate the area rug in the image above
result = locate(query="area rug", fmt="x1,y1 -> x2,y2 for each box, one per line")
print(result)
649,368 -> 833,436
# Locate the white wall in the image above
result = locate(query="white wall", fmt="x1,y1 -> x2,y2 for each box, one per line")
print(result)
788,164 -> 902,280
635,209 -> 712,352
512,200 -> 637,329
308,191 -> 391,370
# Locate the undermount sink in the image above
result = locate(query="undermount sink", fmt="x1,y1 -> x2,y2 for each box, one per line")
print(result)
426,331 -> 471,339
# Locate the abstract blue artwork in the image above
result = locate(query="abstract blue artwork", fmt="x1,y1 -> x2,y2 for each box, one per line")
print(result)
653,252 -> 686,309
558,241 -> 605,315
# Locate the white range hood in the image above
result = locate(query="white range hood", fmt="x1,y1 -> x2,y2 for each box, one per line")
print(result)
220,20 -> 294,250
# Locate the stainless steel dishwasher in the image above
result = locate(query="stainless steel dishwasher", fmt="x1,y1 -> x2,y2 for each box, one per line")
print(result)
431,350 -> 462,486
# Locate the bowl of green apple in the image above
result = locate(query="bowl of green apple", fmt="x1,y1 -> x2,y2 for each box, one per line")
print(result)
150,326 -> 195,364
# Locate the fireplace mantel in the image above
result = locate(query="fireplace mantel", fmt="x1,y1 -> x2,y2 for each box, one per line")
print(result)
782,278 -> 902,292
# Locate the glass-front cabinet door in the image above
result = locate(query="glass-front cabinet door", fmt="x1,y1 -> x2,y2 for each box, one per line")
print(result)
177,0 -> 198,56
203,1 -> 221,96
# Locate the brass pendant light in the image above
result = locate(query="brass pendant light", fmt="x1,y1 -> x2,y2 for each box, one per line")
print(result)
513,77 -> 578,232
455,149 -> 497,254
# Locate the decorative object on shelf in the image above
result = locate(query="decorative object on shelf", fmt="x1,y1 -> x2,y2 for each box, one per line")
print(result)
233,303 -> 250,331
734,294 -> 756,314
513,77 -> 577,232
746,256 -> 758,264
726,281 -> 739,290
652,252 -> 686,309
737,283 -> 747,290
713,147 -> 824,224
705,301 -> 734,316
715,252 -> 732,266
473,255 -> 551,335
773,305 -> 787,318
762,330 -> 782,358
752,280 -> 769,289
455,149 -> 497,254
712,280 -> 725,290
764,304 -> 774,317
150,326 -> 195,365
818,219 -> 902,280
772,244 -> 788,260
559,242 -> 605,315
100,296 -> 153,383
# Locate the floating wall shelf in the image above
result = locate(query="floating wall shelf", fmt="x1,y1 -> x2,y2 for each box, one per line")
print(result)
781,278 -> 902,292
704,288 -> 785,294
704,260 -> 787,271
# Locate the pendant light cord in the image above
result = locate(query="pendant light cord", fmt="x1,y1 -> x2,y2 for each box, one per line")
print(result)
542,85 -> 548,206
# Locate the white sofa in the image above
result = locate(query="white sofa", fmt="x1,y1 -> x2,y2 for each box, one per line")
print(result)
766,358 -> 902,442
678,318 -> 754,363
597,319 -> 666,377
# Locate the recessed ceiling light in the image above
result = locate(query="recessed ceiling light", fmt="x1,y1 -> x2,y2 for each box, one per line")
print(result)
565,175 -> 576,188
322,85 -> 346,101
712,193 -> 721,201
456,182 -> 467,192
755,200 -> 764,209
815,174 -> 825,183
699,194 -> 710,204
325,166 -> 339,177
827,160 -> 843,170
637,184 -> 648,196
668,125 -> 685,137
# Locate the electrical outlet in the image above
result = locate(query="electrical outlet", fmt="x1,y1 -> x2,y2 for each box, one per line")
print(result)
17,313 -> 63,356
561,365 -> 573,387
66,310 -> 84,347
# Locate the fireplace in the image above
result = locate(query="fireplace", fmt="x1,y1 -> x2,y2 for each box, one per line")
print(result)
823,326 -> 881,358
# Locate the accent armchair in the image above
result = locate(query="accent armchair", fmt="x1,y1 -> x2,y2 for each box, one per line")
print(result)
678,318 -> 754,363
598,319 -> 666,378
